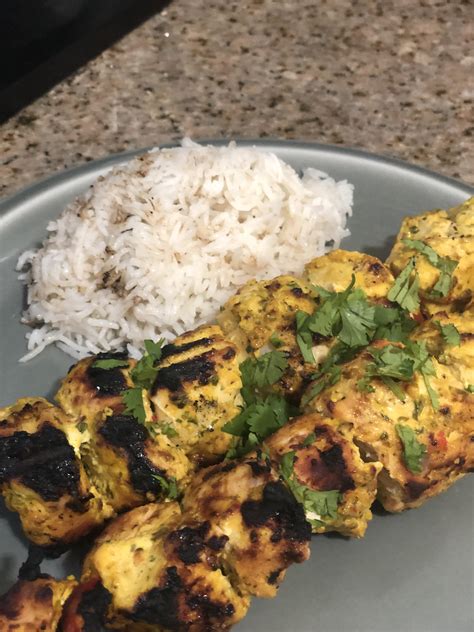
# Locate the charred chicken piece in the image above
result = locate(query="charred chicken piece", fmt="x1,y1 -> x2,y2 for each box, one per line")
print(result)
0,575 -> 77,632
66,455 -> 311,631
150,325 -> 245,464
0,398 -> 113,548
56,351 -> 135,426
56,353 -> 191,512
76,502 -> 249,631
181,455 -> 311,598
303,250 -> 395,299
303,337 -> 474,512
386,197 -> 474,313
218,274 -> 317,399
265,413 -> 382,537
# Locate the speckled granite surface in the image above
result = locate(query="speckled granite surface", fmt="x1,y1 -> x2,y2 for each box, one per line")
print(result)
1,0 -> 473,197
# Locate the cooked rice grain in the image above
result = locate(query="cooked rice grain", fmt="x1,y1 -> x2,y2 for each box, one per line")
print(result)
18,140 -> 353,360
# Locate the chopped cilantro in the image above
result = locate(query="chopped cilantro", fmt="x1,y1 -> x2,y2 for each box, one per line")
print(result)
387,258 -> 420,312
402,238 -> 458,298
122,387 -> 147,424
223,394 -> 294,457
92,358 -> 129,370
302,432 -> 316,447
435,321 -> 461,347
151,474 -> 179,500
279,452 -> 341,527
130,339 -> 165,389
357,341 -> 439,409
223,351 -> 294,457
296,278 -> 378,360
466,384 -> 474,393
395,424 -> 427,473
240,351 -> 288,403
160,423 -> 179,438
373,305 -> 417,343
270,332 -> 284,348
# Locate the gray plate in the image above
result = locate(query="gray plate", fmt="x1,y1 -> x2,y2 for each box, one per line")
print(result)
0,141 -> 473,632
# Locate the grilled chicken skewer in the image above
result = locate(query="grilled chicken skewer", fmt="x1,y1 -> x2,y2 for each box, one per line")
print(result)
0,199 -> 472,630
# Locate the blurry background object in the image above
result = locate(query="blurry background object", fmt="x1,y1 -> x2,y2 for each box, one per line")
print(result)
0,0 -> 170,122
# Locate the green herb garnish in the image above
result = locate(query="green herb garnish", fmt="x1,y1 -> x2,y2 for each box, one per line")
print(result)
223,351 -> 294,457
357,341 -> 439,409
130,339 -> 165,389
123,387 -> 147,424
270,332 -> 284,348
435,321 -> 461,347
151,474 -> 179,500
160,423 -> 179,438
387,258 -> 420,312
279,452 -> 341,527
466,384 -> 474,393
395,423 -> 427,473
92,358 -> 129,370
402,238 -> 458,298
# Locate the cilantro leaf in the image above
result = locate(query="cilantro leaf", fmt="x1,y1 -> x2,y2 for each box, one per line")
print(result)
357,341 -> 439,409
92,358 -> 130,370
122,387 -> 147,424
151,474 -> 179,500
296,278 -> 379,361
387,258 -> 420,312
160,423 -> 178,438
270,332 -> 284,348
436,321 -> 461,347
402,238 -> 458,298
466,384 -> 474,393
239,351 -> 288,405
130,338 -> 165,389
373,305 -> 417,343
395,424 -> 427,473
302,432 -> 316,447
279,452 -> 341,525
295,310 -> 316,363
223,394 -> 293,454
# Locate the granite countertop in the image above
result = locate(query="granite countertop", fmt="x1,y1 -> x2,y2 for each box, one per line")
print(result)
1,0 -> 473,197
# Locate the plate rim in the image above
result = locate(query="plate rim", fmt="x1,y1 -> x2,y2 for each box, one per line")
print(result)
1,139 -> 472,218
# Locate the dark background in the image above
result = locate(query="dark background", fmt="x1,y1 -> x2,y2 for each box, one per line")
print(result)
0,0 -> 170,123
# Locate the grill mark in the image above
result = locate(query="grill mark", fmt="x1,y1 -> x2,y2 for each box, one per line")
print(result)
0,424 -> 81,502
186,593 -> 235,624
99,415 -> 167,494
77,581 -> 112,632
131,567 -> 182,630
86,353 -> 129,397
152,354 -> 216,394
241,481 -> 311,543
161,337 -> 214,360
167,522 -> 210,565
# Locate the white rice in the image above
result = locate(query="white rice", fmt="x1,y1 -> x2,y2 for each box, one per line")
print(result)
17,139 -> 353,361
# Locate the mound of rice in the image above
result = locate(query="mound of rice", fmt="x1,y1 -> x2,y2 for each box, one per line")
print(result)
18,140 -> 353,360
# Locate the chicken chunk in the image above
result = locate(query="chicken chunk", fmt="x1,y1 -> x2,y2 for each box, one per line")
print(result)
218,275 -> 317,399
303,250 -> 395,299
265,413 -> 382,537
65,454 -> 311,631
0,398 -> 113,548
181,455 -> 311,598
150,325 -> 245,464
56,351 -> 135,427
57,353 -> 191,512
387,197 -> 474,313
0,576 -> 76,632
76,501 -> 249,631
303,339 -> 474,512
